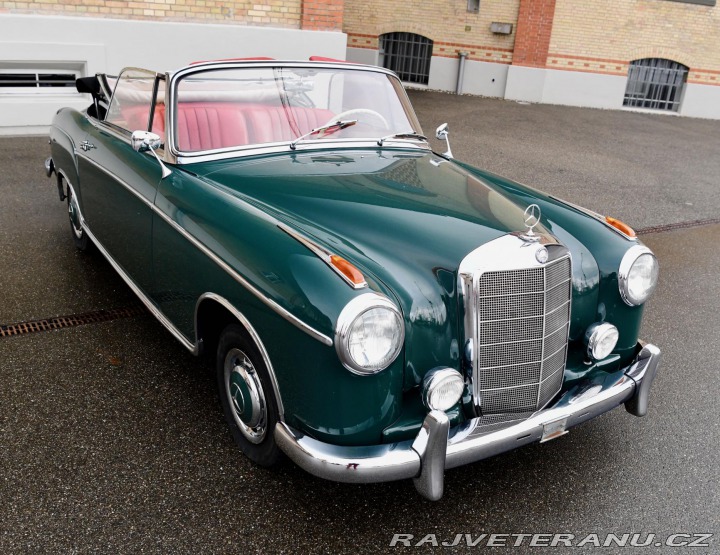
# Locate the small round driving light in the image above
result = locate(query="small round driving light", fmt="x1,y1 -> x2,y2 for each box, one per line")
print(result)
422,368 -> 465,411
619,245 -> 659,306
585,323 -> 619,360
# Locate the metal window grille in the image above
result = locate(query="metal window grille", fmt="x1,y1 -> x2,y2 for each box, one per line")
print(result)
0,72 -> 76,88
623,58 -> 688,112
0,71 -> 77,96
380,32 -> 433,85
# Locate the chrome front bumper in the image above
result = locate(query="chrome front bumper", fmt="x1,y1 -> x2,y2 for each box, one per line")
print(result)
274,342 -> 660,501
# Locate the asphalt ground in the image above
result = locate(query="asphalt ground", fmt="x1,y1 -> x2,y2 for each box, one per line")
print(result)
1,93 -> 719,554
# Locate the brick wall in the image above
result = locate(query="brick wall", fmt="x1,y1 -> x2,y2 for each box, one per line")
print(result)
512,0 -> 555,67
344,0 -> 520,64
550,0 -> 720,83
0,1 -> 303,28
301,0 -> 343,31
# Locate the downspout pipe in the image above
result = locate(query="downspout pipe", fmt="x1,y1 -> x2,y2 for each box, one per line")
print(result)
456,51 -> 468,95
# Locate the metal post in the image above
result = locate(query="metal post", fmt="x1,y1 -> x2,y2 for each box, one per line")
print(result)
456,51 -> 468,95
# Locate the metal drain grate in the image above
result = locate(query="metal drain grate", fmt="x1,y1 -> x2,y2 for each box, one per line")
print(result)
636,218 -> 720,236
0,305 -> 147,338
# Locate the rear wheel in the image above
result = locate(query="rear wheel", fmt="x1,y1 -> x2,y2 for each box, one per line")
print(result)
216,324 -> 281,466
66,184 -> 90,251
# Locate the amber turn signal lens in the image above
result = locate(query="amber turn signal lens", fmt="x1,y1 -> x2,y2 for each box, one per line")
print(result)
605,216 -> 636,238
330,255 -> 366,286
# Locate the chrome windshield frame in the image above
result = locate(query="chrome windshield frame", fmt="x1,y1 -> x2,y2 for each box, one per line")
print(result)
165,60 -> 428,165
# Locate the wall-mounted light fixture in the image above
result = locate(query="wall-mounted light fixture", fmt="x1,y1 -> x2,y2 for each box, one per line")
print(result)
490,22 -> 513,35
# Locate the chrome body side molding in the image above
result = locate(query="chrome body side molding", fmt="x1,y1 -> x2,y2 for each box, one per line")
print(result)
76,152 -> 155,208
85,220 -> 199,353
71,154 -> 332,347
63,175 -> 198,354
278,222 -> 368,289
152,206 -> 333,347
61,172 -> 325,403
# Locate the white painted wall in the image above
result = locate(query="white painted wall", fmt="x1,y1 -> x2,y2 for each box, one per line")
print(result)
346,47 -> 379,66
680,83 -> 720,120
462,60 -> 510,98
504,66 -> 720,119
428,57 -> 509,98
0,14 -> 347,135
506,66 -> 628,110
542,70 -> 627,110
426,57 -> 458,92
504,66 -> 547,104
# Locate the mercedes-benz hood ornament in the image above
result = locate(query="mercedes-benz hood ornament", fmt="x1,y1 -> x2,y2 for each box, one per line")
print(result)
521,204 -> 542,242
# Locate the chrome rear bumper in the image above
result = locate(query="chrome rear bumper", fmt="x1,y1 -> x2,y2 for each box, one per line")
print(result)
274,342 -> 660,501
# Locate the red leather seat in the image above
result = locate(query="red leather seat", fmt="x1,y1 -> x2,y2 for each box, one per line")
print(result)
176,103 -> 250,152
243,105 -> 334,144
123,102 -> 337,152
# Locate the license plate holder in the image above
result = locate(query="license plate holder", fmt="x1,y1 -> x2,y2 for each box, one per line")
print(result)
540,416 -> 569,443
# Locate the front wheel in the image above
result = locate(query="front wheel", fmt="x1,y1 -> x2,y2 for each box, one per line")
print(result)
216,324 -> 281,466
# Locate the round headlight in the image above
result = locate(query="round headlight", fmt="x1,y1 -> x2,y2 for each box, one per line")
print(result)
422,368 -> 465,411
585,322 -> 619,360
335,294 -> 404,375
619,245 -> 659,306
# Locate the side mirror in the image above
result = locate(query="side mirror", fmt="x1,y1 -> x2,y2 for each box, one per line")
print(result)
131,130 -> 171,179
435,123 -> 448,141
435,123 -> 453,159
131,130 -> 163,153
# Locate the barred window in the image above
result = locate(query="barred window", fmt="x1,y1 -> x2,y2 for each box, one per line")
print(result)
623,58 -> 688,112
379,32 -> 433,85
0,70 -> 77,94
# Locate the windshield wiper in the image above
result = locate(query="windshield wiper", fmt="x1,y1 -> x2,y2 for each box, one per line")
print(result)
377,131 -> 428,146
289,119 -> 357,150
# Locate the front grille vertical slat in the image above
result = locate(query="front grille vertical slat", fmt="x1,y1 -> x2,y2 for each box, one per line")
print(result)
475,256 -> 571,414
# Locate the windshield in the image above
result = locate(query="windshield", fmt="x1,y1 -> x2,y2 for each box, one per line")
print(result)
173,66 -> 423,153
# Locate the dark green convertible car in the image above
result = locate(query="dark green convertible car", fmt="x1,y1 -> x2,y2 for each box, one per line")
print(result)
45,58 -> 660,500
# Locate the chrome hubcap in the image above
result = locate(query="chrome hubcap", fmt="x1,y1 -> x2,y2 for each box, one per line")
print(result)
68,192 -> 83,239
224,348 -> 267,443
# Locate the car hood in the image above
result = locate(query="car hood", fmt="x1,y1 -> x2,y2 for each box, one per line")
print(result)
195,149 -> 545,284
194,149 -> 558,385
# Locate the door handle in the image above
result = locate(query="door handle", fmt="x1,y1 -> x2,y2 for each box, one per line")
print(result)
81,140 -> 96,151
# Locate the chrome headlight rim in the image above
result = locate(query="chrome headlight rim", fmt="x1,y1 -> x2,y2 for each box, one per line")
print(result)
618,245 -> 659,306
422,367 -> 465,411
335,292 -> 405,376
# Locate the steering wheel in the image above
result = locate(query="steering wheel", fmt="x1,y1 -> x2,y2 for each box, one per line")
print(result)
323,109 -> 390,130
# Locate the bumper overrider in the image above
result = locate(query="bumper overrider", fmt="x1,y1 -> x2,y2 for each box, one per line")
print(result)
275,342 -> 661,500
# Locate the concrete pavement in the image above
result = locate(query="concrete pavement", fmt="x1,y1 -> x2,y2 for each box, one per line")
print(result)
1,94 -> 719,554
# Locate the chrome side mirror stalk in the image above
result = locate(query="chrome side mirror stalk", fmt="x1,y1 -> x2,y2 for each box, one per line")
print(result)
131,130 -> 172,179
435,123 -> 453,159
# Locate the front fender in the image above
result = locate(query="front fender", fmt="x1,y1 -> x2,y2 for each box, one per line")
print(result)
154,168 -> 406,445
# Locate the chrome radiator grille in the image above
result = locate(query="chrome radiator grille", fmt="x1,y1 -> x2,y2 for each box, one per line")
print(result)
474,256 -> 571,414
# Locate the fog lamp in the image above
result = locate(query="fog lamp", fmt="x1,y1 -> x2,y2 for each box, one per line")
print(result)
585,323 -> 619,360
422,368 -> 465,411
